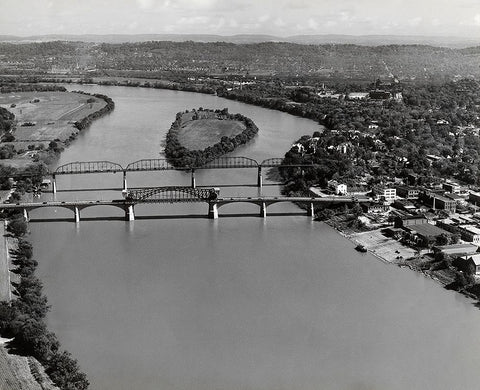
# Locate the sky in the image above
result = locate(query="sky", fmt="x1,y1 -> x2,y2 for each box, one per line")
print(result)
1,0 -> 480,37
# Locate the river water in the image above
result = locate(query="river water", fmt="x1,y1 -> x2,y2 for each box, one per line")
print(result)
28,85 -> 480,390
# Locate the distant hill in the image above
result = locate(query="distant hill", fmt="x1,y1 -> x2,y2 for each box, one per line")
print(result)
1,33 -> 479,48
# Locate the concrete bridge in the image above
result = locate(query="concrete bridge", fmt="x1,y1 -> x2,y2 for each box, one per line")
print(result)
1,186 -> 371,222
49,157 -> 317,192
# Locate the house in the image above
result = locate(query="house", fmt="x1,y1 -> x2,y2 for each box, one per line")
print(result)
464,254 -> 480,275
327,180 -> 347,195
291,143 -> 305,154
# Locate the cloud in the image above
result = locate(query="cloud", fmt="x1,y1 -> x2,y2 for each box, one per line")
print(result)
308,18 -> 318,30
136,0 -> 155,10
259,14 -> 270,23
409,17 -> 422,26
475,14 -> 480,26
274,18 -> 286,27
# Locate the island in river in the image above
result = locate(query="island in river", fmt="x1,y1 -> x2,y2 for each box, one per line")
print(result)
165,107 -> 258,168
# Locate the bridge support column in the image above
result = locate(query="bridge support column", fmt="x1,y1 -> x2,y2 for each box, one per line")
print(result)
208,202 -> 218,219
257,167 -> 262,188
126,205 -> 135,222
307,202 -> 315,219
74,206 -> 80,223
52,174 -> 57,194
122,171 -> 128,191
260,202 -> 267,218
191,169 -> 196,189
23,209 -> 29,222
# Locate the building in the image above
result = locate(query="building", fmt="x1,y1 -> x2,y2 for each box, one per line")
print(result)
403,222 -> 452,247
443,181 -> 461,194
372,185 -> 396,204
369,90 -> 392,100
457,225 -> 480,244
361,202 -> 390,213
328,180 -> 347,195
465,254 -> 480,275
433,244 -> 478,257
392,199 -> 417,212
421,192 -> 457,212
396,186 -> 421,200
347,92 -> 369,100
469,191 -> 480,206
394,215 -> 428,228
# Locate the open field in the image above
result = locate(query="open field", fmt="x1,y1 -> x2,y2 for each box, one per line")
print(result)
351,229 -> 417,263
0,91 -> 106,147
178,117 -> 246,150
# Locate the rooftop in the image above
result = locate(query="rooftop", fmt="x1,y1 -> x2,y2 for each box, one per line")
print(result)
405,223 -> 449,238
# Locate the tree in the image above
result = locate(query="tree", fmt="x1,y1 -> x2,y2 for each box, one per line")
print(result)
7,217 -> 28,236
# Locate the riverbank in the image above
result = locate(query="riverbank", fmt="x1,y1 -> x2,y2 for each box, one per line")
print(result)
346,227 -> 468,297
0,87 -> 113,390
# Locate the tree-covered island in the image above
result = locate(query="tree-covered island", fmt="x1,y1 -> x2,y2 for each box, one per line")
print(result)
165,108 -> 258,167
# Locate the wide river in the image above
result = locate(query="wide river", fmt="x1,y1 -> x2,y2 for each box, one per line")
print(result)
29,85 -> 480,390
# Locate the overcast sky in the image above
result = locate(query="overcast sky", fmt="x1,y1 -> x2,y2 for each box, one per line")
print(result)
1,0 -> 480,37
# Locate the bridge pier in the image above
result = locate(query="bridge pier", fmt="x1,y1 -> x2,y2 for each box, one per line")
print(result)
307,202 -> 315,219
122,171 -> 128,191
23,209 -> 29,222
191,169 -> 196,188
74,206 -> 80,223
208,202 -> 218,219
52,174 -> 57,194
125,204 -> 135,221
257,167 -> 262,188
260,202 -> 267,218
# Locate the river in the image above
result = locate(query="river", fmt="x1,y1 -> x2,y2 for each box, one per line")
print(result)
28,85 -> 480,390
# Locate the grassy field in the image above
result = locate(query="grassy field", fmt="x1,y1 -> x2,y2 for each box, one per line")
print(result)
0,91 -> 106,148
177,116 -> 246,150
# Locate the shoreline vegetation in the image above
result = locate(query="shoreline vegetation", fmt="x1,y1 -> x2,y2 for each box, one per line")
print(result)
165,107 -> 258,168
0,86 -> 115,389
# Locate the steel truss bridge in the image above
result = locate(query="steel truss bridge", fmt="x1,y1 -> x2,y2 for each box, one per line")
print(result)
1,186 -> 370,223
50,157 -> 317,192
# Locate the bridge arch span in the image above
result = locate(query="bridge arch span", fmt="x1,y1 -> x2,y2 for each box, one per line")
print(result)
54,161 -> 125,175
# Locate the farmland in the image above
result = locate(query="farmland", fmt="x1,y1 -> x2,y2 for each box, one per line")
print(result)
0,91 -> 106,149
177,114 -> 246,150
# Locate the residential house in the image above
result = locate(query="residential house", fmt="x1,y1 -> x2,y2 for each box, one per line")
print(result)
464,254 -> 480,275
